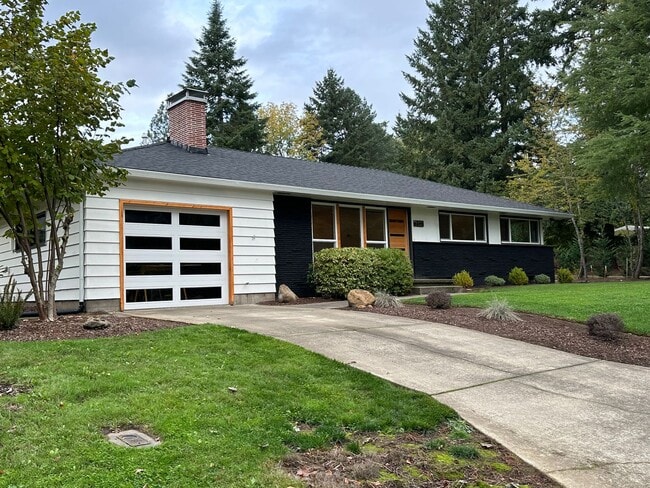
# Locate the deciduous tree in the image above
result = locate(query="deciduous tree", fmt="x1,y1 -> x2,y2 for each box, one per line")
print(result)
0,0 -> 131,320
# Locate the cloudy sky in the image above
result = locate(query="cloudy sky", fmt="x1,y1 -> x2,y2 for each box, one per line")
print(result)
44,1 -> 546,146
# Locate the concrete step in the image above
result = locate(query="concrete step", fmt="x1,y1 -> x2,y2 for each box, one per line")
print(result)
411,285 -> 464,295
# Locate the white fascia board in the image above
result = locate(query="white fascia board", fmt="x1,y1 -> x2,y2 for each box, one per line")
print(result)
125,169 -> 570,219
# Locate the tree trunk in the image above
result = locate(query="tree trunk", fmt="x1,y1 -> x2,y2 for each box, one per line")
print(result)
571,217 -> 588,281
633,209 -> 644,279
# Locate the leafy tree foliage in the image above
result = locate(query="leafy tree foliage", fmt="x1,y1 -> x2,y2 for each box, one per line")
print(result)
183,0 -> 264,151
305,69 -> 398,170
142,99 -> 169,144
564,0 -> 650,278
257,102 -> 327,161
397,0 -> 538,194
0,0 -> 131,320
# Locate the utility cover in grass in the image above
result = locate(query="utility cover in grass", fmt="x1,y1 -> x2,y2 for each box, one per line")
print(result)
106,429 -> 160,448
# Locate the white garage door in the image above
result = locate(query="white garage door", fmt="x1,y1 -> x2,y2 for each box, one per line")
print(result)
122,206 -> 229,309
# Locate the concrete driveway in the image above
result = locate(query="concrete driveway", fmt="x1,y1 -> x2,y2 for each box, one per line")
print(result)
128,303 -> 650,488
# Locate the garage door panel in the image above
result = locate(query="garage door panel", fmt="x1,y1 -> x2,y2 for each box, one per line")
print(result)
122,205 -> 229,310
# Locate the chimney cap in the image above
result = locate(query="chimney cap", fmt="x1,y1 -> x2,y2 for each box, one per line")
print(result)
167,88 -> 208,110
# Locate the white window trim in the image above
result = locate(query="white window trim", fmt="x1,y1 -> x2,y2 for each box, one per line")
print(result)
439,212 -> 488,243
500,217 -> 541,245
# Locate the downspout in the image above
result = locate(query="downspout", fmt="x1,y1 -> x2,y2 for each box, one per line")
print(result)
78,197 -> 86,310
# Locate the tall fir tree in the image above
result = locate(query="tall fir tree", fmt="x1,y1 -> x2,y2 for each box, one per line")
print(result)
183,0 -> 265,151
305,69 -> 398,170
397,0 -> 538,194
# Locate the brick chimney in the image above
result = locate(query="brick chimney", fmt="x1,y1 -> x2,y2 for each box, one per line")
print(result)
166,88 -> 208,153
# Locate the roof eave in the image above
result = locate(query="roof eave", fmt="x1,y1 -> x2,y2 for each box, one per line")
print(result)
125,169 -> 570,219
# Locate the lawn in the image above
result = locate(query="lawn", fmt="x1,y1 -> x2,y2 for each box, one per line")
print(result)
0,325 -> 456,487
449,281 -> 650,335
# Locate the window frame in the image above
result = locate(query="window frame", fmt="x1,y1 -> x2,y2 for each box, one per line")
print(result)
500,217 -> 541,245
14,212 -> 47,252
311,202 -> 389,255
439,212 -> 487,243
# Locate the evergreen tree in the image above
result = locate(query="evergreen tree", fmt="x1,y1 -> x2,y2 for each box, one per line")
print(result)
564,0 -> 650,278
305,69 -> 397,169
183,0 -> 264,151
142,99 -> 168,145
397,0 -> 537,193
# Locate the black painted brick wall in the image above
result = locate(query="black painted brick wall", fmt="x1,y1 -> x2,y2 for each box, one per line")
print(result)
412,242 -> 555,283
273,195 -> 314,296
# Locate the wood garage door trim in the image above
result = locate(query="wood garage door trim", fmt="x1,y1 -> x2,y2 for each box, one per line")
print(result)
119,199 -> 234,310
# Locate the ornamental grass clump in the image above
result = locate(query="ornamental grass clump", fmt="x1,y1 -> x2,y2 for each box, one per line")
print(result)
507,267 -> 529,286
374,291 -> 404,309
426,290 -> 451,309
452,270 -> 474,288
478,297 -> 522,322
484,275 -> 505,287
0,275 -> 32,330
586,313 -> 624,341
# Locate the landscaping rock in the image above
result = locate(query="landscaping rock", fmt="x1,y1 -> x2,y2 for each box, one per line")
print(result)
347,289 -> 375,308
82,318 -> 110,330
277,284 -> 298,303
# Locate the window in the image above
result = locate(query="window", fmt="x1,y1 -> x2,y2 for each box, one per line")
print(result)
312,204 -> 337,253
125,209 -> 171,224
439,213 -> 486,242
501,218 -> 540,244
365,208 -> 387,248
312,203 -> 388,254
14,212 -> 46,251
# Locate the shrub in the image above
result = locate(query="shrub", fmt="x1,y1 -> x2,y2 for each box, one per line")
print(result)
426,290 -> 451,309
478,297 -> 522,322
557,267 -> 574,283
452,270 -> 474,288
374,291 -> 404,309
0,275 -> 32,330
507,267 -> 529,286
449,445 -> 480,460
534,273 -> 551,284
484,275 -> 505,287
310,247 -> 413,298
586,313 -> 624,341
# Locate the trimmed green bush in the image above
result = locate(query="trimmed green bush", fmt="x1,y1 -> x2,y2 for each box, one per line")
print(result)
0,275 -> 32,330
310,247 -> 413,298
534,273 -> 551,284
507,267 -> 529,286
452,270 -> 474,288
484,275 -> 505,287
557,267 -> 574,283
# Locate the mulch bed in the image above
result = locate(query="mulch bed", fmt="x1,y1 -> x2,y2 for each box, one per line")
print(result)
363,305 -> 650,367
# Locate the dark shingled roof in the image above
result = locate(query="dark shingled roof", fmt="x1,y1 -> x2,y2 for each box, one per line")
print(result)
111,143 -> 566,216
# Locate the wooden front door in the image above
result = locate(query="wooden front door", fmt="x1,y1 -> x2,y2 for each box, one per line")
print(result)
387,208 -> 409,256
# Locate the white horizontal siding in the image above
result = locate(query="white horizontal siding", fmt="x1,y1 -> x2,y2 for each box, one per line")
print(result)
83,175 -> 276,304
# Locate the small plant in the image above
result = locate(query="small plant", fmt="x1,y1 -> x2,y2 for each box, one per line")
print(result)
0,275 -> 32,330
425,438 -> 446,450
448,419 -> 473,439
586,313 -> 624,341
534,274 -> 551,284
374,291 -> 404,309
557,267 -> 574,283
507,267 -> 529,286
426,290 -> 451,309
484,275 -> 505,287
478,297 -> 522,322
452,270 -> 474,288
449,445 -> 480,459
346,441 -> 362,455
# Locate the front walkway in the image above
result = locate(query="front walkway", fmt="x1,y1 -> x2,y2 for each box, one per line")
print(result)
128,303 -> 650,488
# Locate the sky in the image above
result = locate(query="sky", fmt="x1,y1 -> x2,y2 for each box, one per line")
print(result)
44,1 -> 548,147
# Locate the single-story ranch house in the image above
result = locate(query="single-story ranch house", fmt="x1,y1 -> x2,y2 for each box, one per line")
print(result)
0,89 -> 567,311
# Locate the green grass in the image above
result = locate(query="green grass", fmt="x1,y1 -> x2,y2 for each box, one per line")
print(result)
0,325 -> 455,487
413,282 -> 649,335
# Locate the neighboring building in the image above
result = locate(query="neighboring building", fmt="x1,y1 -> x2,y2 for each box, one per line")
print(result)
0,89 -> 567,311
